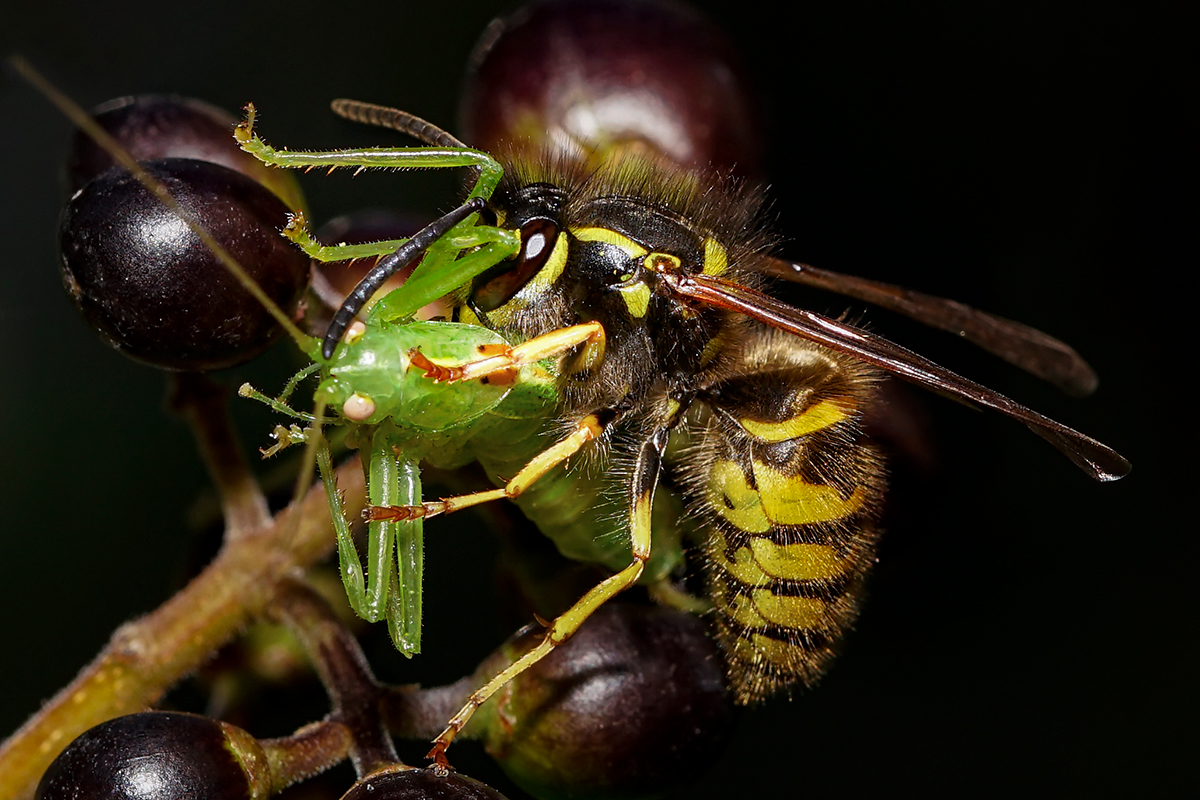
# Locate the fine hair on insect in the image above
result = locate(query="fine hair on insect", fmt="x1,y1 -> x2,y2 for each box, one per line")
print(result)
5,2 -> 1137,795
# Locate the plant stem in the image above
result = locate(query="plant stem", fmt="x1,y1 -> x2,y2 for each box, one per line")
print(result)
271,578 -> 400,777
0,460 -> 366,800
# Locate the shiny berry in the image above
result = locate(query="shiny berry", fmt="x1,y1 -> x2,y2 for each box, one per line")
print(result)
35,711 -> 271,800
460,0 -> 763,177
66,94 -> 305,210
340,766 -> 509,800
476,603 -> 737,800
59,158 -> 310,371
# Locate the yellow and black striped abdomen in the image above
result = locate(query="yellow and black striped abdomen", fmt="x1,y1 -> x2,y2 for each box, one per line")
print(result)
689,333 -> 886,703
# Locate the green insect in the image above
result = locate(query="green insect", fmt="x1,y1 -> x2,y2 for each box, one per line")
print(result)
234,92 -> 1129,765
234,102 -> 683,673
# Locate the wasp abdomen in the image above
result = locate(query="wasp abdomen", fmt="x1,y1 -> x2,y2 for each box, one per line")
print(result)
690,335 -> 885,703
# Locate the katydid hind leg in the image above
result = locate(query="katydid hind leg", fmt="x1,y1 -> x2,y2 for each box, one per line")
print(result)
369,423 -> 424,656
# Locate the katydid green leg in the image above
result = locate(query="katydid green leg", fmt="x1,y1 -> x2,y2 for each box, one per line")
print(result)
235,106 -> 519,325
288,232 -> 411,263
283,218 -> 517,264
238,363 -> 321,421
278,363 -> 322,405
234,105 -> 504,204
316,440 -> 369,614
368,240 -> 519,324
367,421 -> 424,656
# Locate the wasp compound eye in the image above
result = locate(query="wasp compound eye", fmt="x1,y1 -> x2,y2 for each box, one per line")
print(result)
471,217 -> 560,313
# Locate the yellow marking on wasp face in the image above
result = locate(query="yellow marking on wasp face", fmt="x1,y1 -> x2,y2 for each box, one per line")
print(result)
751,589 -> 827,628
459,305 -> 482,326
754,461 -> 865,525
702,237 -> 728,276
570,226 -> 648,258
740,399 -> 849,442
616,281 -> 652,318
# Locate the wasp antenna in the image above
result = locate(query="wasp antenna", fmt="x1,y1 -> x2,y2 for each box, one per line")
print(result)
322,196 -> 487,360
9,55 -> 313,352
330,99 -> 469,148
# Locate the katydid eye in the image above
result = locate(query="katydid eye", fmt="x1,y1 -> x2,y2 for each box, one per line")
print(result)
470,218 -> 559,313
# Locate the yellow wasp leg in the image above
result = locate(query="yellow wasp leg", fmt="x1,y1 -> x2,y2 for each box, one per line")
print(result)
366,321 -> 608,522
410,322 -> 604,384
425,428 -> 668,769
365,414 -> 605,522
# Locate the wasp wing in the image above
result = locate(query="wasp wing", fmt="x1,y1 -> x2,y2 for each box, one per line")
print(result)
663,272 -> 1129,482
765,258 -> 1098,397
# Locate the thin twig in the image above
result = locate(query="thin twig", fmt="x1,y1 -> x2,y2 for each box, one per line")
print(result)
169,372 -> 272,537
271,578 -> 400,776
0,460 -> 365,800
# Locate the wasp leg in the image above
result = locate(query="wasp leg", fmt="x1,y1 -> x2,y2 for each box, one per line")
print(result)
366,414 -> 605,523
647,578 -> 713,614
425,428 -> 668,768
410,322 -> 605,384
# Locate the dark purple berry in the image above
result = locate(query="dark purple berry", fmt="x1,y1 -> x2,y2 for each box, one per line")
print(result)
460,0 -> 763,178
341,766 -> 509,800
59,158 -> 310,371
476,603 -> 737,800
66,94 -> 305,210
35,711 -> 271,800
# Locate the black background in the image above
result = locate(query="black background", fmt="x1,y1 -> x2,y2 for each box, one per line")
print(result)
0,1 -> 1189,796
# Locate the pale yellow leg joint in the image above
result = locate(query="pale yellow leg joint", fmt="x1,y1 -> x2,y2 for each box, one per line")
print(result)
418,322 -> 606,384
367,415 -> 602,523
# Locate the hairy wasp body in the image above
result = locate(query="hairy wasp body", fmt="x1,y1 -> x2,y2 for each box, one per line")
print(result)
241,91 -> 1127,729
457,151 -> 889,701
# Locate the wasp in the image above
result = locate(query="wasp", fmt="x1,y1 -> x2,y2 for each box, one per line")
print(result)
232,68 -> 1128,762
0,0 -> 1156,796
